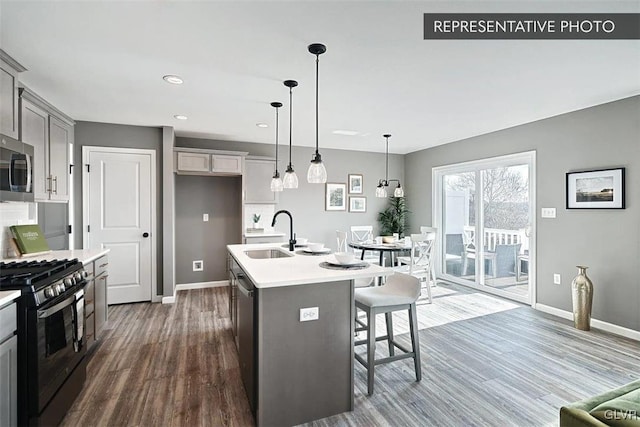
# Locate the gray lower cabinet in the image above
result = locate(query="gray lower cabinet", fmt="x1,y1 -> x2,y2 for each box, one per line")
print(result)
84,254 -> 109,352
228,254 -> 354,427
0,302 -> 18,427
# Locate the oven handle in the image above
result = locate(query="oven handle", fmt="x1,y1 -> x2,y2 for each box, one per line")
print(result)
38,294 -> 76,318
73,290 -> 84,352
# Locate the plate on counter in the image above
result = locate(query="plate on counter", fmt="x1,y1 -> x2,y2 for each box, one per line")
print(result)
327,257 -> 367,267
303,247 -> 332,254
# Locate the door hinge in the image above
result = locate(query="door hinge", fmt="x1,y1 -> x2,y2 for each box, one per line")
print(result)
68,225 -> 72,234
69,164 -> 74,174
86,164 -> 90,173
87,225 -> 90,232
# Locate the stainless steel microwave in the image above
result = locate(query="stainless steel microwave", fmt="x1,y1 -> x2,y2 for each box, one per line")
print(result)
0,133 -> 34,202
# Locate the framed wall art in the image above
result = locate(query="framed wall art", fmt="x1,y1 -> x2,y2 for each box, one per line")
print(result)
325,183 -> 347,211
349,196 -> 367,213
348,174 -> 363,194
566,167 -> 625,209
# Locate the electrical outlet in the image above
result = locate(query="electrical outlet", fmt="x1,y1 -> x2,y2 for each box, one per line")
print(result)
299,307 -> 319,322
541,208 -> 556,218
553,274 -> 561,285
203,213 -> 209,222
193,260 -> 203,271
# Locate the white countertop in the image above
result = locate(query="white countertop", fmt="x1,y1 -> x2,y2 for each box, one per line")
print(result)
0,290 -> 21,307
1,248 -> 110,265
243,232 -> 286,238
227,243 -> 392,288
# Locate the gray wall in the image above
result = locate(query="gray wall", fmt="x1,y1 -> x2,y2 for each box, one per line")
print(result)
74,121 -> 164,296
175,175 -> 242,283
177,137 -> 404,246
405,95 -> 640,332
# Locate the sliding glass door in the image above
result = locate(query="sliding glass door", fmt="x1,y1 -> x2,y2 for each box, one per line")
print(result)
435,152 -> 535,304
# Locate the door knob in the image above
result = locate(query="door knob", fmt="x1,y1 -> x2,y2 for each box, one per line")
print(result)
142,232 -> 149,238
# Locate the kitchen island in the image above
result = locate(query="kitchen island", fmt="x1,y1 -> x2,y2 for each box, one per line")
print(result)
227,243 -> 392,427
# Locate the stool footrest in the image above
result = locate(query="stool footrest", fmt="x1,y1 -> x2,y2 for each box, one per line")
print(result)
375,352 -> 415,365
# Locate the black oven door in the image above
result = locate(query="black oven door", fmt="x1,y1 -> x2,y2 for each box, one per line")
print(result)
33,290 -> 85,414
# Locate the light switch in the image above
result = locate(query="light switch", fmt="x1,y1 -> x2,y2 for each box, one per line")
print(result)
553,274 -> 561,285
541,208 -> 556,218
299,307 -> 319,322
203,213 -> 209,222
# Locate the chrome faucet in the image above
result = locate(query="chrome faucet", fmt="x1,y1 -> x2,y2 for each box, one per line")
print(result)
271,210 -> 296,251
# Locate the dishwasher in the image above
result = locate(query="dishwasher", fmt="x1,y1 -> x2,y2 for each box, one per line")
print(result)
236,272 -> 256,413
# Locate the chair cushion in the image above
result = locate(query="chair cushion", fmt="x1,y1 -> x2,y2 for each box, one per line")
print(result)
590,387 -> 640,426
355,273 -> 420,307
560,380 -> 640,427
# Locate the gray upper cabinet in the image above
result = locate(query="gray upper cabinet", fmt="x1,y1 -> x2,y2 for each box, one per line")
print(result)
174,148 -> 247,176
245,158 -> 278,204
0,50 -> 26,139
19,88 -> 74,202
48,116 -> 72,201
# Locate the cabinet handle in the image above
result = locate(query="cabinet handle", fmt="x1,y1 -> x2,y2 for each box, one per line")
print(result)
52,176 -> 58,194
99,263 -> 108,268
46,176 -> 52,193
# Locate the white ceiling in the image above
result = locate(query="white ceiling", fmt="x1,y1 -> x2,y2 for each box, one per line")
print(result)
1,1 -> 639,154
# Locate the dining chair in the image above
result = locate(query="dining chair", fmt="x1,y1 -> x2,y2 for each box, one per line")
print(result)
350,225 -> 378,263
394,232 -> 435,303
336,230 -> 348,252
354,272 -> 422,395
419,226 -> 437,283
337,230 -> 372,287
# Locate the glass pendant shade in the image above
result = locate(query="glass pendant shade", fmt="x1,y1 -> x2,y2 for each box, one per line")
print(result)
307,159 -> 327,184
270,175 -> 284,192
394,184 -> 404,198
283,169 -> 299,189
375,184 -> 387,198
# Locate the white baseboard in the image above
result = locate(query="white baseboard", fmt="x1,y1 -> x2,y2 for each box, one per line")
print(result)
161,296 -> 176,304
175,280 -> 228,291
535,303 -> 640,342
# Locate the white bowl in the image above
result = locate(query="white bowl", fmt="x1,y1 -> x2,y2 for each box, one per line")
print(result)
296,237 -> 308,245
307,242 -> 325,252
334,252 -> 355,265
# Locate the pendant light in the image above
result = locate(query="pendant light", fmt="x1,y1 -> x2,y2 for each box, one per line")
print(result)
375,134 -> 404,198
283,80 -> 299,189
270,102 -> 284,192
307,43 -> 328,183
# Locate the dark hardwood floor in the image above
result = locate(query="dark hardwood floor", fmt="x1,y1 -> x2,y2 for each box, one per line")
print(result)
61,282 -> 639,427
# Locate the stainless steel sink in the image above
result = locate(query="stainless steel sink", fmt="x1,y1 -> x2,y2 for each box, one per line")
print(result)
244,249 -> 293,259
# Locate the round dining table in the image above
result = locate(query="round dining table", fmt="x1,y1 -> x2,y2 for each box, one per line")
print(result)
348,241 -> 410,266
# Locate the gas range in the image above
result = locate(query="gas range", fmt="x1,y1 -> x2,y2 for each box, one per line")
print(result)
0,258 -> 88,426
0,259 -> 87,307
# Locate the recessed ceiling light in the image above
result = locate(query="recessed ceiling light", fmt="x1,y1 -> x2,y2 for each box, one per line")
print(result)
174,115 -> 188,120
163,75 -> 184,85
332,130 -> 360,136
256,123 -> 269,128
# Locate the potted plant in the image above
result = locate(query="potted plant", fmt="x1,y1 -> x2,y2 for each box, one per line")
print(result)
378,196 -> 409,238
252,214 -> 261,229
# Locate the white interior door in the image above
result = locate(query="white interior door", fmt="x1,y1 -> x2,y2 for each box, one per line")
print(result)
83,147 -> 156,304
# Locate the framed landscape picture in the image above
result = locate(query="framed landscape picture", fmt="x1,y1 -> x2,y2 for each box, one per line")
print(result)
349,196 -> 367,213
566,167 -> 625,209
348,174 -> 363,194
325,183 -> 347,211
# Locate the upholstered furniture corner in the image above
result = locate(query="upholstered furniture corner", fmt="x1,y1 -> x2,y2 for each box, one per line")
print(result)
560,379 -> 640,427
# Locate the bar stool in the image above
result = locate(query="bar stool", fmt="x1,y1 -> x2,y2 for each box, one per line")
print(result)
354,273 -> 422,395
